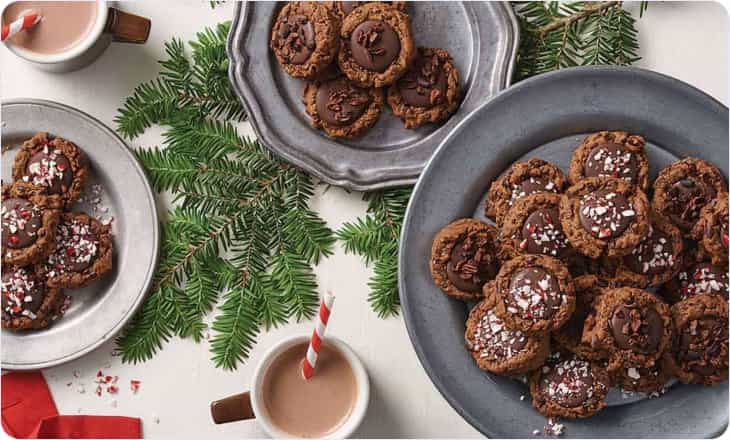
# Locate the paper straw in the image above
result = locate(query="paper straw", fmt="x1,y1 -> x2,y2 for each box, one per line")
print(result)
2,12 -> 41,42
302,291 -> 335,380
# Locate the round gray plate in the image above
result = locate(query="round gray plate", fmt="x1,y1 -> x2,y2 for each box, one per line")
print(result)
1,99 -> 159,370
227,1 -> 519,191
399,66 -> 729,438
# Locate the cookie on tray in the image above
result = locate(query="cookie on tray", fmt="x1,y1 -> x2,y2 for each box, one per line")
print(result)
270,2 -> 340,79
494,254 -> 575,334
337,2 -> 415,87
12,132 -> 89,208
691,192 -> 728,265
613,212 -> 683,288
553,275 -> 610,361
614,362 -> 672,394
651,157 -> 727,237
43,212 -> 113,289
2,182 -> 61,267
499,192 -> 574,262
2,264 -> 63,330
387,47 -> 460,129
560,176 -> 650,259
326,1 -> 406,21
303,74 -> 385,138
583,287 -> 672,372
529,354 -> 610,419
568,131 -> 650,190
430,218 -> 500,301
662,294 -> 728,385
485,158 -> 568,226
663,257 -> 728,304
465,282 -> 550,376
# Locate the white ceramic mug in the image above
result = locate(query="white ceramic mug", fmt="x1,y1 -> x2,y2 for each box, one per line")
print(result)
210,334 -> 370,439
2,0 -> 150,72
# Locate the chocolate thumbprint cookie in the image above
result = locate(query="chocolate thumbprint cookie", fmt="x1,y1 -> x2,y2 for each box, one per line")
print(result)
584,287 -> 672,372
465,282 -> 550,375
529,354 -> 610,419
44,212 -> 113,289
568,131 -> 649,190
494,254 -> 575,334
652,157 -> 727,237
560,176 -> 650,259
691,192 -> 729,265
387,47 -> 461,129
2,264 -> 63,330
270,2 -> 340,79
337,2 -> 415,87
2,182 -> 60,266
303,75 -> 384,138
662,294 -> 728,385
430,219 -> 500,301
553,275 -> 610,361
12,132 -> 89,208
663,258 -> 729,304
485,158 -> 567,226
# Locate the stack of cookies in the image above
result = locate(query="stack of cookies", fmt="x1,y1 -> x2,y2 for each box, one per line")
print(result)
2,132 -> 113,331
270,1 -> 462,138
430,130 -> 729,419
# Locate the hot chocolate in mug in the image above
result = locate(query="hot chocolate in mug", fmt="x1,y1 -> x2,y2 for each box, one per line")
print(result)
2,0 -> 150,72
211,334 -> 370,439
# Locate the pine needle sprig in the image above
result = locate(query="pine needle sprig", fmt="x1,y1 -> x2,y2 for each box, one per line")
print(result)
342,1 -> 647,317
115,25 -> 334,370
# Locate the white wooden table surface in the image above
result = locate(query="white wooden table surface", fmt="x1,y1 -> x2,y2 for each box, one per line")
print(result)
1,1 -> 727,438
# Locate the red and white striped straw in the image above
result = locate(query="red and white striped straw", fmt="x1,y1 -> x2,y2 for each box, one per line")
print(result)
2,12 -> 42,42
302,291 -> 335,380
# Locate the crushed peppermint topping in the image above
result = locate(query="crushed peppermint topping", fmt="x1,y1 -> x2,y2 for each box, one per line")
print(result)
539,358 -> 602,407
46,218 -> 99,277
585,144 -> 637,181
470,308 -> 528,360
507,268 -> 564,320
678,263 -> 729,300
521,208 -> 568,257
1,267 -> 41,319
579,190 -> 634,238
626,226 -> 675,275
27,147 -> 70,191
626,367 -> 641,380
510,177 -> 558,206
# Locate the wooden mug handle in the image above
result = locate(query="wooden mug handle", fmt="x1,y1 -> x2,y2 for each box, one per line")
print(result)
105,7 -> 150,43
210,391 -> 256,424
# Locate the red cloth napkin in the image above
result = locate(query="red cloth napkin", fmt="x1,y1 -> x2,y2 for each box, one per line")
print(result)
2,371 -> 142,439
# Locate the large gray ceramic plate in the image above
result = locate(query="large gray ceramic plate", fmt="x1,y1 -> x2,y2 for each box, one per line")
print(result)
227,1 -> 519,191
399,66 -> 729,438
1,100 -> 159,370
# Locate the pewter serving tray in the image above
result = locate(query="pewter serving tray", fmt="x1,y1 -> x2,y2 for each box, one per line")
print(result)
1,100 -> 159,370
227,1 -> 519,191
399,66 -> 729,438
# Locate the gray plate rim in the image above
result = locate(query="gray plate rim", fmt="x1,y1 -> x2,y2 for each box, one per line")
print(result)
1,98 -> 160,370
399,65 -> 729,438
227,1 -> 521,191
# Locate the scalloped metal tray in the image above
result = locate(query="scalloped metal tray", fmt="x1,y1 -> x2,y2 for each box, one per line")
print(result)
227,1 -> 519,191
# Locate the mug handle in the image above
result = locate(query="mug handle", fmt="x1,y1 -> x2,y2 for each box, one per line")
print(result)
104,8 -> 151,44
210,392 -> 256,424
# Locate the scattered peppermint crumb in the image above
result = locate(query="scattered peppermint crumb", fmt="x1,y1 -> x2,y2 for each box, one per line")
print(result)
520,395 -> 526,401
77,385 -> 86,394
152,414 -> 160,424
533,430 -> 541,435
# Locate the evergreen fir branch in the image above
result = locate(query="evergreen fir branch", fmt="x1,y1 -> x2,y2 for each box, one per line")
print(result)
367,242 -> 400,318
209,281 -> 261,370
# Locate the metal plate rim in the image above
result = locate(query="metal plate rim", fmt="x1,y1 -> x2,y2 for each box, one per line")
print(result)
399,65 -> 729,438
227,1 -> 521,191
1,98 -> 160,370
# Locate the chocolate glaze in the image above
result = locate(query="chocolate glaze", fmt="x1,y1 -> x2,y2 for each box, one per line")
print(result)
584,143 -> 639,182
666,177 -> 717,230
507,267 -> 561,320
579,189 -> 634,239
47,218 -> 98,274
624,226 -> 674,275
539,358 -> 596,408
1,198 -> 42,249
510,177 -> 557,205
350,20 -> 399,72
520,207 -> 568,258
27,148 -> 73,195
